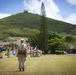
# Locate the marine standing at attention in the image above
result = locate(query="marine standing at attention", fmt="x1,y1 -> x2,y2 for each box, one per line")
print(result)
16,38 -> 27,72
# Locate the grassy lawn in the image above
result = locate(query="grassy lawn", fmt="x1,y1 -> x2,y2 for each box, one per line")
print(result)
0,54 -> 76,75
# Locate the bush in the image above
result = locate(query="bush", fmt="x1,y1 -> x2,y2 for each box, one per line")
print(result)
8,43 -> 18,48
65,35 -> 75,43
0,34 -> 9,40
55,50 -> 64,55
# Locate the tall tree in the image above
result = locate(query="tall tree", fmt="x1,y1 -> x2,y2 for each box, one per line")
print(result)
40,2 -> 48,54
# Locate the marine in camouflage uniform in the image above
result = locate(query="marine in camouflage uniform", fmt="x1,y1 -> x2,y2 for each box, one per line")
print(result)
16,39 -> 27,71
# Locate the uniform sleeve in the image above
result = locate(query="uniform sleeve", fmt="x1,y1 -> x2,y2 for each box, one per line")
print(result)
25,48 -> 27,57
16,45 -> 19,56
24,44 -> 27,57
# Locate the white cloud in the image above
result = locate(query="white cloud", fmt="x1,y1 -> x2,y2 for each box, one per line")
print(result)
66,0 -> 76,5
24,0 -> 62,20
1,0 -> 75,25
64,13 -> 76,25
0,13 -> 11,19
43,0 -> 63,20
24,0 -> 76,24
24,0 -> 42,14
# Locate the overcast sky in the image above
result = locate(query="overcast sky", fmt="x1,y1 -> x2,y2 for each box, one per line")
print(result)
0,0 -> 76,25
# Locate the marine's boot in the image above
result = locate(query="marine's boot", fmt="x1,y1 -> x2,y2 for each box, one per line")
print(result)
22,68 -> 24,71
19,68 -> 21,71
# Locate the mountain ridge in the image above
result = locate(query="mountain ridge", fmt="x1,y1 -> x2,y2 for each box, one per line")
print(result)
0,12 -> 76,35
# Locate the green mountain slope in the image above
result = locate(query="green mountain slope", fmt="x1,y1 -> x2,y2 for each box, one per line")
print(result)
0,12 -> 76,35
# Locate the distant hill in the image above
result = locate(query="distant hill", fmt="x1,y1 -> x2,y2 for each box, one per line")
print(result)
0,12 -> 76,35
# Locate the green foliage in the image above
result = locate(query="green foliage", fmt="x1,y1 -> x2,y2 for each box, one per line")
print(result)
0,12 -> 76,36
2,28 -> 40,37
65,35 -> 75,43
48,31 -> 62,39
28,32 -> 41,48
2,47 -> 6,51
48,31 -> 69,54
0,34 -> 9,40
40,2 -> 48,54
8,43 -> 18,48
3,28 -> 20,36
28,31 -> 69,54
55,50 -> 64,55
0,12 -> 76,53
48,38 -> 68,54
2,43 -> 18,51
73,43 -> 76,48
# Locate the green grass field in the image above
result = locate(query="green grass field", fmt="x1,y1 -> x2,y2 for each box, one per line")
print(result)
0,54 -> 76,75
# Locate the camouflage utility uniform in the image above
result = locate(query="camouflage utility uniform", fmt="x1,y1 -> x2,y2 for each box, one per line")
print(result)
17,40 -> 27,72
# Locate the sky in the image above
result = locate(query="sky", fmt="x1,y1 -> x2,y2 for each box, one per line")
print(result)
0,0 -> 76,25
